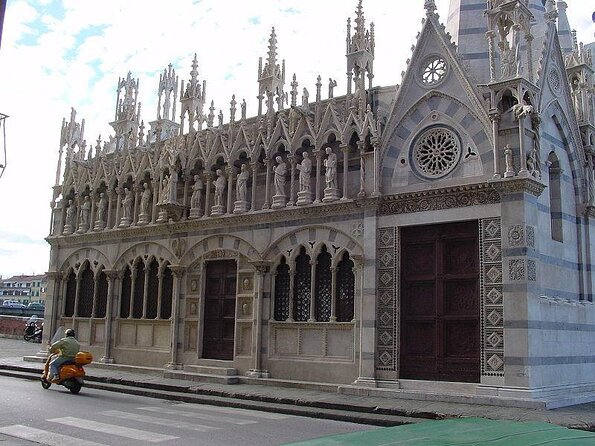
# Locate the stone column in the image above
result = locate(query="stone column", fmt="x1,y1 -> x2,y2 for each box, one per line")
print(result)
330,266 -> 337,322
526,34 -> 534,83
129,267 -> 136,318
288,267 -> 295,322
151,179 -> 160,223
100,270 -> 119,363
308,259 -> 316,322
73,270 -> 82,319
372,139 -> 380,196
43,271 -> 62,347
113,187 -> 122,229
518,114 -> 529,176
132,185 -> 141,226
357,142 -> 366,198
204,172 -> 212,217
246,262 -> 271,378
89,191 -> 97,233
91,272 -> 99,318
486,31 -> 496,82
142,261 -> 150,318
156,266 -> 165,319
250,161 -> 259,211
287,156 -> 296,206
313,148 -> 323,203
490,110 -> 502,178
106,189 -> 115,230
182,173 -> 190,219
166,265 -> 186,369
262,158 -> 272,210
226,166 -> 234,215
341,145 -> 349,200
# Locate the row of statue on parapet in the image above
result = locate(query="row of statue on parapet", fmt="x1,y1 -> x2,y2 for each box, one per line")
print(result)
61,147 -> 342,234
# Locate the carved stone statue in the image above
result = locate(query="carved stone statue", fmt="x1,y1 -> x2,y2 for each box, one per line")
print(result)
77,195 -> 91,233
272,155 -> 287,209
63,199 -> 75,235
323,147 -> 340,202
233,164 -> 250,214
138,183 -> 151,225
94,193 -> 107,230
296,151 -> 312,206
189,174 -> 204,219
500,39 -> 518,79
168,169 -> 178,204
160,176 -> 169,203
119,187 -> 133,227
504,144 -> 516,178
212,169 -> 226,215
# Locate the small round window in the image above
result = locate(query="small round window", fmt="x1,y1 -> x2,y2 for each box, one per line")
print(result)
411,126 -> 461,179
420,56 -> 448,86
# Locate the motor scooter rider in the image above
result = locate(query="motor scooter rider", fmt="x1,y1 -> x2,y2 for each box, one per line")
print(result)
48,328 -> 79,381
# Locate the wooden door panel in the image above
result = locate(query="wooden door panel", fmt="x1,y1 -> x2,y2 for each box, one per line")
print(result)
400,221 -> 479,383
203,260 -> 236,360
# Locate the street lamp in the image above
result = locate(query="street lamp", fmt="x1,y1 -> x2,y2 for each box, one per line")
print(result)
0,113 -> 7,179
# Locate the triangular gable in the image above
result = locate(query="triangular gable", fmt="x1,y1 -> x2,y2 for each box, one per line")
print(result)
382,12 -> 491,149
316,102 -> 342,146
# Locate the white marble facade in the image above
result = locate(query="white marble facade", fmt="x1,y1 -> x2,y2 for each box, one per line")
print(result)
45,1 -> 595,407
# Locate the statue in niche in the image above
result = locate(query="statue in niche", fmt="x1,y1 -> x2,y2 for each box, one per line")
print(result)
213,169 -> 226,207
168,169 -> 178,203
241,99 -> 247,119
236,164 -> 250,202
190,175 -> 203,209
297,152 -> 312,192
64,200 -> 75,234
324,147 -> 337,189
500,39 -> 518,79
78,196 -> 91,231
138,183 -> 151,224
160,176 -> 169,203
302,88 -> 309,107
122,188 -> 133,221
96,193 -> 107,228
504,144 -> 515,178
274,155 -> 287,197
328,78 -> 337,98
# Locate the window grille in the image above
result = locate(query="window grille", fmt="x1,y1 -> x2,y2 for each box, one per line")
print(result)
293,247 -> 311,322
146,259 -> 159,319
274,257 -> 290,321
120,267 -> 131,318
336,252 -> 355,322
95,271 -> 108,318
315,245 -> 332,322
77,266 -> 94,318
132,261 -> 145,319
64,272 -> 76,317
160,267 -> 173,319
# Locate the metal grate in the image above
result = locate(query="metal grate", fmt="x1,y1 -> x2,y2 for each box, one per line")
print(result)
132,262 -> 145,319
64,272 -> 76,317
77,266 -> 94,318
336,252 -> 355,322
160,267 -> 173,319
146,259 -> 159,319
274,257 -> 290,321
95,271 -> 108,318
315,245 -> 332,322
120,267 -> 131,318
293,247 -> 311,322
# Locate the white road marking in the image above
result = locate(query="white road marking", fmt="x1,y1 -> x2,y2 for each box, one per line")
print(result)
101,410 -> 220,432
47,417 -> 178,442
138,406 -> 258,425
0,425 -> 107,446
175,402 -> 290,420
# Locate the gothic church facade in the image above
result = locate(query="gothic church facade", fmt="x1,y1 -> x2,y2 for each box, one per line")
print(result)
46,0 -> 595,407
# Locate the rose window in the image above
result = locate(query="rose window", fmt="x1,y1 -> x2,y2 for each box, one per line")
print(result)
421,56 -> 447,86
412,127 -> 461,178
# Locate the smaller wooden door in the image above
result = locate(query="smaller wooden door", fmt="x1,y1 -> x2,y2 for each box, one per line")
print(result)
203,260 -> 237,360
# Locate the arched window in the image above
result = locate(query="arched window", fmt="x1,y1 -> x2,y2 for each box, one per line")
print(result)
95,270 -> 108,318
146,259 -> 159,319
77,264 -> 94,318
132,261 -> 145,319
274,257 -> 290,321
548,152 -> 563,242
120,266 -> 131,318
160,266 -> 173,319
336,252 -> 355,322
293,247 -> 311,322
64,271 -> 76,317
315,245 -> 332,322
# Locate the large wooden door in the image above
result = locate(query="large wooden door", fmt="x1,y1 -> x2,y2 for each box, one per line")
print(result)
203,260 -> 237,360
400,221 -> 480,383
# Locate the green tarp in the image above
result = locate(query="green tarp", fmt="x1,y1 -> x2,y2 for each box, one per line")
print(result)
285,418 -> 595,445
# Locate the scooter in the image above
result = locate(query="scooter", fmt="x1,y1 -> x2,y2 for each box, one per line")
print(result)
23,321 -> 43,343
40,350 -> 93,394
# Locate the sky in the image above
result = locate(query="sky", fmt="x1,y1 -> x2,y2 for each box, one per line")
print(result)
0,0 -> 593,279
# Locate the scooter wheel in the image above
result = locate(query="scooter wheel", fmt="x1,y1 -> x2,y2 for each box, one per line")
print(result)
24,335 -> 32,341
41,377 -> 51,389
68,381 -> 82,394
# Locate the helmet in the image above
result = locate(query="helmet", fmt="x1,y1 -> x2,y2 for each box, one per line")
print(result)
65,328 -> 75,337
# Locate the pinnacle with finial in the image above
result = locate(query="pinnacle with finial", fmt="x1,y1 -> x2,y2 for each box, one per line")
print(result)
354,0 -> 365,35
424,0 -> 437,15
267,27 -> 278,69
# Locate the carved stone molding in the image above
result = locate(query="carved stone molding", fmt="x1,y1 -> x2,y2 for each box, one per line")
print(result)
380,183 -> 500,215
489,177 -> 546,197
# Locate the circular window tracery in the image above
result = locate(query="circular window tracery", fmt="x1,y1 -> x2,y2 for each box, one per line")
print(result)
548,67 -> 561,93
421,56 -> 448,86
412,127 -> 461,179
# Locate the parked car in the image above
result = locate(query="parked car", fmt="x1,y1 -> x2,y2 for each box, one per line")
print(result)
27,302 -> 45,310
2,300 -> 26,308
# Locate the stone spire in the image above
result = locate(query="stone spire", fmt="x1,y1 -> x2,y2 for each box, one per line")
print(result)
180,54 -> 207,133
424,0 -> 437,16
346,0 -> 374,116
157,63 -> 178,121
257,27 -> 286,116
556,1 -> 574,54
110,72 -> 141,150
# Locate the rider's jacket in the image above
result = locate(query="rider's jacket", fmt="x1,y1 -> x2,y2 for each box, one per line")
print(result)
50,337 -> 80,359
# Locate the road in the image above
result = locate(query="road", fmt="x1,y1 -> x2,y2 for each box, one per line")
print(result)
0,375 -> 375,446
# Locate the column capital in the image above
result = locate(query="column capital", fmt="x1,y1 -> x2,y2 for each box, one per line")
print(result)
102,269 -> 122,280
168,264 -> 187,277
249,260 -> 272,275
45,271 -> 62,280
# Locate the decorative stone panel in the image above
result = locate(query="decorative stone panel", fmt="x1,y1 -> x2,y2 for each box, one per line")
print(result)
480,217 -> 504,377
376,227 -> 398,373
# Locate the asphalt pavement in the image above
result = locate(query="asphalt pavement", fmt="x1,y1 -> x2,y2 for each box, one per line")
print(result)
1,336 -> 595,431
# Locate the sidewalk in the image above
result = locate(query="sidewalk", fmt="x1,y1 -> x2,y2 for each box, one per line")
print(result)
1,337 -> 595,431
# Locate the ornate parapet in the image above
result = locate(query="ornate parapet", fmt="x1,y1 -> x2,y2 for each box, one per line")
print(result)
488,177 -> 546,197
155,202 -> 188,223
379,183 -> 501,215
